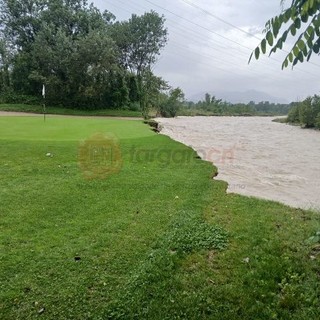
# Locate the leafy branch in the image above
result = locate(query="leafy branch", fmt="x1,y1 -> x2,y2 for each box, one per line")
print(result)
249,0 -> 320,68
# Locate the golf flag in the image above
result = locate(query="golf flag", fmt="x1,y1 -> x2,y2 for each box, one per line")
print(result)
42,84 -> 46,99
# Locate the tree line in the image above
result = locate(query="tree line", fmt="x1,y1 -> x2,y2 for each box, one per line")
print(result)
0,0 -> 184,118
183,93 -> 291,116
287,95 -> 320,129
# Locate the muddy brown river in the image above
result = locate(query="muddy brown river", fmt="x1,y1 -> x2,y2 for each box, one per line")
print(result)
156,116 -> 320,211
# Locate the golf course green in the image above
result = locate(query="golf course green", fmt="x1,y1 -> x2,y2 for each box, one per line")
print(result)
1,116 -> 319,319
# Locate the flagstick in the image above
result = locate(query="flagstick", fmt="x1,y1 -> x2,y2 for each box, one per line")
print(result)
43,101 -> 46,122
42,84 -> 46,122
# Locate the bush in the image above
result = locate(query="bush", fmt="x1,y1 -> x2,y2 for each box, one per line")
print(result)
128,102 -> 141,111
0,92 -> 42,105
287,105 -> 300,123
288,95 -> 320,128
299,98 -> 312,127
157,88 -> 184,118
158,101 -> 179,117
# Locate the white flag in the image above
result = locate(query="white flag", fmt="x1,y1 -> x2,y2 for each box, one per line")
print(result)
42,84 -> 46,98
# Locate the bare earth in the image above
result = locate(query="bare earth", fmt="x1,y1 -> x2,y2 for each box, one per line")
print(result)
156,116 -> 320,211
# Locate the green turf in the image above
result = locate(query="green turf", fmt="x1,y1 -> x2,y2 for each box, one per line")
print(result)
0,116 -> 319,319
0,116 -> 150,141
0,104 -> 141,118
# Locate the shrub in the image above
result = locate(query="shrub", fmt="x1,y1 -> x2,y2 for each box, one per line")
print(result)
157,87 -> 184,118
0,92 -> 41,105
158,101 -> 179,117
287,105 -> 300,123
128,102 -> 141,111
293,95 -> 320,128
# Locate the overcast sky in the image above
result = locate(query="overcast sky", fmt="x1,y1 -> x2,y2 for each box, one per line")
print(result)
92,0 -> 320,103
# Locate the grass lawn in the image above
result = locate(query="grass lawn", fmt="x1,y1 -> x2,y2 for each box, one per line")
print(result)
0,116 -> 319,319
0,104 -> 141,118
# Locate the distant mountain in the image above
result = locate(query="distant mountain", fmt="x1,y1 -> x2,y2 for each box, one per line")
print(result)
188,90 -> 289,104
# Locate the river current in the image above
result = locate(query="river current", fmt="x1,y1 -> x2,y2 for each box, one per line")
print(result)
156,116 -> 320,210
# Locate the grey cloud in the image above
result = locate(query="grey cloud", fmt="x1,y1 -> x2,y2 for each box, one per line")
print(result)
92,0 -> 320,102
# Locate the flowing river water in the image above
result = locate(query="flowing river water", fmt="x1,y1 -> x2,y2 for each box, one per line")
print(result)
156,116 -> 320,210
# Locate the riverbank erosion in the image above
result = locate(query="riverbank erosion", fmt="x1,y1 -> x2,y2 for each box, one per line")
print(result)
156,116 -> 320,211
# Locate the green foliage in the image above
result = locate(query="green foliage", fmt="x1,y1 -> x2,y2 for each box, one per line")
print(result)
0,1 -> 168,114
205,92 -> 211,105
299,97 -> 315,127
111,11 -> 168,74
157,87 -> 184,117
128,101 -> 141,112
181,93 -> 291,116
287,104 -> 300,123
250,0 -> 320,68
111,11 -> 168,118
306,231 -> 320,244
127,74 -> 140,103
0,38 -> 11,92
140,69 -> 169,119
0,92 -> 41,105
288,95 -> 320,128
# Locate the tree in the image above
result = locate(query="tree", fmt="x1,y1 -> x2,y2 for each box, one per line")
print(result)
0,1 -> 169,112
126,74 -> 140,105
0,38 -> 11,92
299,95 -> 320,127
158,87 -> 185,117
0,0 -> 44,51
140,69 -> 168,118
111,11 -> 168,117
112,11 -> 167,75
250,0 -> 320,68
287,95 -> 320,127
287,104 -> 300,122
205,93 -> 211,105
0,0 -> 122,108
